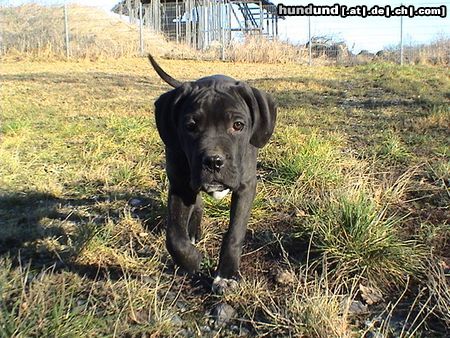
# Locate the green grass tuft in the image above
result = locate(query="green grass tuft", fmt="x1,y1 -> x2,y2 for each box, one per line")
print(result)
261,131 -> 346,212
297,190 -> 426,290
375,131 -> 411,164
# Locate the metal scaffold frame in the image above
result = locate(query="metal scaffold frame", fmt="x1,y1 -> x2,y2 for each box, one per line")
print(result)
112,0 -> 282,50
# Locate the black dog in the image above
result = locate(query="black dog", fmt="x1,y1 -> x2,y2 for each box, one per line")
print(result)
149,55 -> 276,293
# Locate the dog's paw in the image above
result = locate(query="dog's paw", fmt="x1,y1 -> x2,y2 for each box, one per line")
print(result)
185,248 -> 203,273
172,246 -> 203,274
212,276 -> 238,295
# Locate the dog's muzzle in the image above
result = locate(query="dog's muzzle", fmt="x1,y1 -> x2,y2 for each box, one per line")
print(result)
199,153 -> 231,199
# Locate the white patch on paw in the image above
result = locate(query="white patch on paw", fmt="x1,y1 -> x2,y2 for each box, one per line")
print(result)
211,189 -> 230,200
212,276 -> 238,294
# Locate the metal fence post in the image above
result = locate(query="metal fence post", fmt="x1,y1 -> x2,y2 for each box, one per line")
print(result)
64,4 -> 70,59
308,16 -> 312,66
139,2 -> 144,55
176,0 -> 179,44
221,0 -> 225,61
400,12 -> 404,65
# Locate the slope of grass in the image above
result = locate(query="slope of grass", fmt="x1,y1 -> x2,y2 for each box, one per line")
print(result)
0,4 -> 175,60
1,58 -> 449,336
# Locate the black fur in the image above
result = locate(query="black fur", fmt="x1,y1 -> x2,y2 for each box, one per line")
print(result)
149,55 -> 277,283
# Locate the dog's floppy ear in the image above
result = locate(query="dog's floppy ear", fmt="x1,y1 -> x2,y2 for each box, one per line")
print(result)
249,87 -> 277,148
154,85 -> 190,148
235,83 -> 277,148
236,82 -> 277,148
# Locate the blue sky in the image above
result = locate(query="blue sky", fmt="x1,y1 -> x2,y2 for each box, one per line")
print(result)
5,0 -> 449,52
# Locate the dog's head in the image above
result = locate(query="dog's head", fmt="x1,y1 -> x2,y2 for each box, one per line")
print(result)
149,56 -> 276,195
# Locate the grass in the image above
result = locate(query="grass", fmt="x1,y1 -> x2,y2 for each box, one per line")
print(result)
0,4 -> 177,60
0,258 -> 180,337
375,131 -> 411,164
1,57 -> 449,336
297,189 -> 426,290
224,267 -> 353,337
263,131 -> 344,186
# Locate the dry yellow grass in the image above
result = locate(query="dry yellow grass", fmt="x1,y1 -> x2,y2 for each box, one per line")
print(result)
226,35 -> 309,64
408,37 -> 450,66
1,48 -> 449,336
0,4 -> 192,60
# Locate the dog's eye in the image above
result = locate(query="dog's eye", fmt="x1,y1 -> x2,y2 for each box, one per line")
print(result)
233,121 -> 244,131
185,121 -> 197,131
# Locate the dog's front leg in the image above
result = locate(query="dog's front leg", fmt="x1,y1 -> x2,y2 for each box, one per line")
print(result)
213,179 -> 256,293
166,190 -> 203,273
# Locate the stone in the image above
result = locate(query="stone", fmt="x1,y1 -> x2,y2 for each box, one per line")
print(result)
275,270 -> 295,285
129,198 -> 144,207
211,303 -> 236,326
359,284 -> 383,305
171,314 -> 183,327
348,300 -> 368,314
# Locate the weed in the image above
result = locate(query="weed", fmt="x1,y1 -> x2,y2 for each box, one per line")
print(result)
296,190 -> 426,290
224,264 -> 353,337
375,131 -> 411,164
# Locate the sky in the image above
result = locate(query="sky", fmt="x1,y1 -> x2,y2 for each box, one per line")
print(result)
277,0 -> 449,52
4,0 -> 449,53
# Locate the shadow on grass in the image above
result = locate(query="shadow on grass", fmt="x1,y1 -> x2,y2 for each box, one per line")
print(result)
241,216 -> 317,277
0,188 -> 311,293
251,75 -> 449,168
0,71 -> 164,92
248,76 -> 445,111
0,190 -> 166,279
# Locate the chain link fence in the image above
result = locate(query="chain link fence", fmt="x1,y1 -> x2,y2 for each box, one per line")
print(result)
0,1 -> 170,59
0,1 -> 448,65
278,1 -> 449,65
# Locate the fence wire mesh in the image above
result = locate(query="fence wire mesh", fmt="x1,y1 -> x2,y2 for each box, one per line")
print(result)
0,0 -> 448,65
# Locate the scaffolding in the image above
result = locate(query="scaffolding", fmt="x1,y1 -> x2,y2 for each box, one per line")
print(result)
112,0 -> 282,50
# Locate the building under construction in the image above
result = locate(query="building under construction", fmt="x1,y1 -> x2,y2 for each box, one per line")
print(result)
112,0 -> 282,50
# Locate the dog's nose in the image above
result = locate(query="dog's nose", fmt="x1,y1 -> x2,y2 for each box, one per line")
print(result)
203,155 -> 225,171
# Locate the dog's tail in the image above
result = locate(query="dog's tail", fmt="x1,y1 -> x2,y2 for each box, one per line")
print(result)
148,54 -> 182,88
